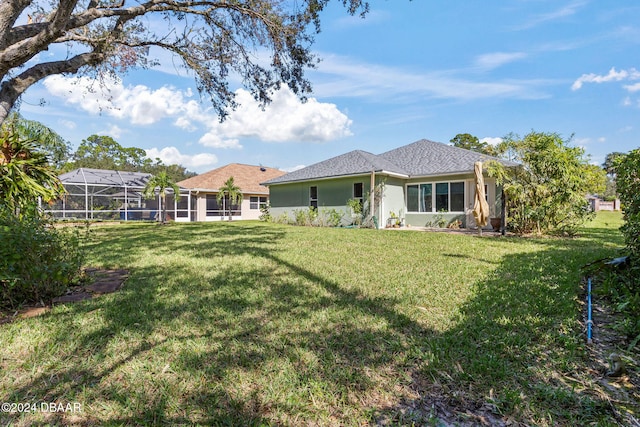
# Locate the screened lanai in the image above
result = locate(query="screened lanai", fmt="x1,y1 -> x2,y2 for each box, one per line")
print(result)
44,168 -> 195,221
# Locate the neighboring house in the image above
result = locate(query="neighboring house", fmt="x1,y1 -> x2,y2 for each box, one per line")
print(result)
177,163 -> 286,221
262,139 -> 518,229
588,196 -> 620,212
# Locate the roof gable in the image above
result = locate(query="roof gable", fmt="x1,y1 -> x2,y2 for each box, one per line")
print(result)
177,163 -> 285,194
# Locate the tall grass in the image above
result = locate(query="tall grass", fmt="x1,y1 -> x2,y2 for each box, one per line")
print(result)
0,212 -> 626,425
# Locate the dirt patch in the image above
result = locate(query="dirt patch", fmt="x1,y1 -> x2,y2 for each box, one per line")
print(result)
0,268 -> 128,325
584,288 -> 640,426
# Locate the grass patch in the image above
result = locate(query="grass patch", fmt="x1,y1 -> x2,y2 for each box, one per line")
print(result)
0,212 -> 628,425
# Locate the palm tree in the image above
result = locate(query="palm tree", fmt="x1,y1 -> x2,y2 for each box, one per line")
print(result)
217,176 -> 243,221
0,124 -> 64,215
142,171 -> 180,224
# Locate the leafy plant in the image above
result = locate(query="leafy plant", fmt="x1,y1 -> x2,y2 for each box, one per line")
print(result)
487,131 -> 605,235
347,198 -> 363,225
0,121 -> 64,214
0,207 -> 84,309
216,176 -> 243,221
601,148 -> 640,344
616,148 -> 640,258
259,202 -> 272,222
293,207 -> 318,226
319,208 -> 344,227
142,171 -> 180,223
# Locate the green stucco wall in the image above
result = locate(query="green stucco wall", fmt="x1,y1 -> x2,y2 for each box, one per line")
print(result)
268,172 -> 500,230
269,176 -> 372,208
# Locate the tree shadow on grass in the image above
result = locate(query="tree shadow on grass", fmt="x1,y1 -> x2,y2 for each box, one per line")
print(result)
0,223 -> 625,426
377,235 -> 624,425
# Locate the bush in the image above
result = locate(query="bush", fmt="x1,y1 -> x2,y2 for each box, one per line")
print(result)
617,148 -> 640,258
596,267 -> 640,346
258,202 -> 272,222
0,208 -> 84,309
487,131 -> 604,235
292,207 -> 318,226
599,148 -> 640,347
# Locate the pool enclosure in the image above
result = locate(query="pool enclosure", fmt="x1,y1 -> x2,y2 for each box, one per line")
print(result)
44,168 -> 195,221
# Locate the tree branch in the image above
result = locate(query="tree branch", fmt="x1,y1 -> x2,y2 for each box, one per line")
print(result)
0,51 -> 103,124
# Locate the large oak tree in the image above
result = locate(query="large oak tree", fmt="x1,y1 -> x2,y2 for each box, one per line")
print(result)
0,0 -> 369,125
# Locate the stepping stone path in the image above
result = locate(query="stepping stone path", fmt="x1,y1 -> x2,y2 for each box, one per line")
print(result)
0,268 -> 129,323
52,268 -> 129,304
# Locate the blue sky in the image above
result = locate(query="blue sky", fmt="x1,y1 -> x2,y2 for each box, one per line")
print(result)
18,1 -> 640,173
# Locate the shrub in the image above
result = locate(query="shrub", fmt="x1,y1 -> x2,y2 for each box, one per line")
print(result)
605,148 -> 640,346
292,207 -> 318,226
259,202 -> 272,222
616,148 -> 640,258
596,267 -> 640,346
0,208 -> 84,309
487,131 -> 604,235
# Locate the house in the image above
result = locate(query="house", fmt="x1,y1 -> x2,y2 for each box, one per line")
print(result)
262,139 -> 518,228
177,163 -> 286,221
587,196 -> 620,212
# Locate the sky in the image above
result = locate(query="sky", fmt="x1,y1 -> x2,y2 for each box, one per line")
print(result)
16,0 -> 640,173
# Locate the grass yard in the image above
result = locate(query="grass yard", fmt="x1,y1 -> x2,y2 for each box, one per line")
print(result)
0,212 -> 630,425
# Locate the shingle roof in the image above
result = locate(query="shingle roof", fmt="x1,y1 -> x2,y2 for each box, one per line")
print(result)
261,150 -> 409,185
379,139 -> 518,176
177,163 -> 285,194
262,139 -> 518,185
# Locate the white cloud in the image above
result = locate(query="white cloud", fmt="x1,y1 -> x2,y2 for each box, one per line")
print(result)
43,74 -> 200,125
283,164 -> 306,173
312,54 -> 549,101
145,147 -> 218,170
201,86 -> 353,144
571,67 -> 640,90
474,52 -> 527,70
515,1 -> 587,30
104,124 -> 123,139
198,133 -> 243,149
59,119 -> 76,130
43,75 -> 352,145
623,82 -> 640,92
480,137 -> 503,146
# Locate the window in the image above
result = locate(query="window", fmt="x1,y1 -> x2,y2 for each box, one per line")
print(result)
250,196 -> 267,209
206,194 -> 241,217
435,183 -> 448,211
420,183 -> 432,212
206,195 -> 222,216
353,182 -> 363,201
407,181 -> 465,213
352,182 -> 364,211
309,186 -> 318,209
407,185 -> 419,212
450,182 -> 465,212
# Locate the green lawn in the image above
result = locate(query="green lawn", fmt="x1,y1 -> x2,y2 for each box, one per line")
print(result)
0,212 -> 628,425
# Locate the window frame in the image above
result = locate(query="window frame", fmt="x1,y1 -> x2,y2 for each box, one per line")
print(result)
309,186 -> 318,209
406,180 -> 466,213
250,196 -> 267,210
